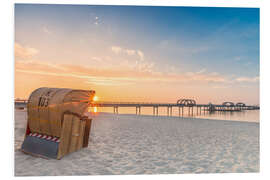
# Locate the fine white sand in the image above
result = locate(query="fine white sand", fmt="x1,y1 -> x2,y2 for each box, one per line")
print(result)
15,110 -> 259,176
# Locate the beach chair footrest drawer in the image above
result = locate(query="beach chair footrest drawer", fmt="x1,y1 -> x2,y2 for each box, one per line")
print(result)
21,135 -> 59,159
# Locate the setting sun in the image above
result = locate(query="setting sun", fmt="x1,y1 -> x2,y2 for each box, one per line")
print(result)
93,96 -> 99,101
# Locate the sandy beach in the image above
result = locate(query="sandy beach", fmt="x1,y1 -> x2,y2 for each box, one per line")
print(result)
15,109 -> 259,176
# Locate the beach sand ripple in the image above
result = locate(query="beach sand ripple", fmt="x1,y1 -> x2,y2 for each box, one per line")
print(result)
15,110 -> 259,176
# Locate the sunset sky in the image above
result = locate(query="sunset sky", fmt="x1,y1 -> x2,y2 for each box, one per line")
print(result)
14,4 -> 259,104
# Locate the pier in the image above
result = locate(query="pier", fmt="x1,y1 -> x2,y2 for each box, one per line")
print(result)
91,99 -> 259,116
14,98 -> 259,116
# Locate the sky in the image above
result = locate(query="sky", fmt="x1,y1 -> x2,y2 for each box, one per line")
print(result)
14,4 -> 259,104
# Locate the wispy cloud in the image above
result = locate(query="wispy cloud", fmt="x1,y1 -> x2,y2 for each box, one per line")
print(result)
85,79 -> 134,86
14,42 -> 39,60
157,40 -> 211,55
126,49 -> 136,56
234,56 -> 242,61
14,43 -> 258,87
212,85 -> 230,89
15,59 -> 229,86
111,46 -> 145,61
196,68 -> 207,74
235,76 -> 259,83
14,42 -> 257,87
245,62 -> 253,66
189,46 -> 211,54
42,26 -> 51,34
137,50 -> 144,61
111,46 -> 122,54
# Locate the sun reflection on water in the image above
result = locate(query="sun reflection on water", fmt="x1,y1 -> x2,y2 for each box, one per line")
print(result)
87,106 -> 98,114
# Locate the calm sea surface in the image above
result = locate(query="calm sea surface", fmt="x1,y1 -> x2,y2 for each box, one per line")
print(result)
89,106 -> 259,123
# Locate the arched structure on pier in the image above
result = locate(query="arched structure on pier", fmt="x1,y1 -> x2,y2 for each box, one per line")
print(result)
177,99 -> 196,107
208,102 -> 216,112
222,102 -> 235,107
236,102 -> 246,107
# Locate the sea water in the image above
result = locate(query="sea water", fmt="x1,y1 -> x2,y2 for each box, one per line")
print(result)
89,106 -> 259,123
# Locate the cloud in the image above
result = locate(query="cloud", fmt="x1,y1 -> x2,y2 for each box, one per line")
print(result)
89,54 -> 154,73
14,42 -> 251,87
15,59 -> 229,86
235,76 -> 259,83
15,42 -> 39,60
234,56 -> 242,61
111,45 -> 145,60
157,40 -> 211,55
185,71 -> 226,83
111,46 -> 122,54
42,26 -> 51,34
91,56 -> 102,62
189,46 -> 211,54
126,49 -> 136,56
212,85 -> 230,89
85,79 -> 134,86
245,62 -> 252,66
137,50 -> 144,61
196,68 -> 207,74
